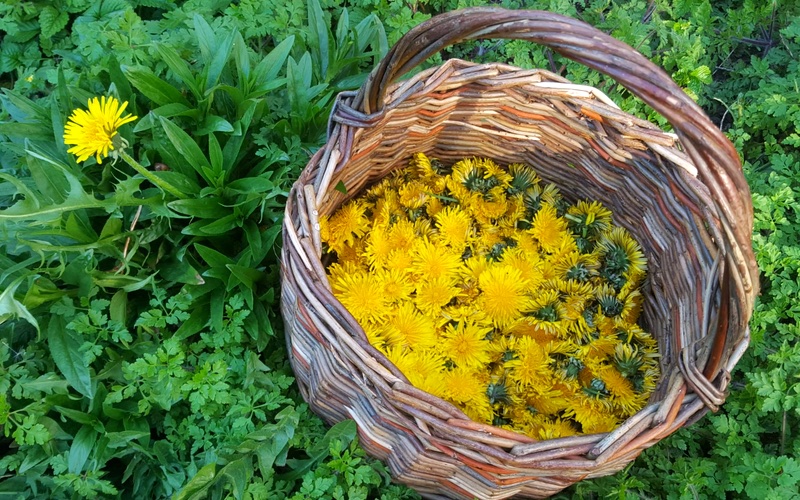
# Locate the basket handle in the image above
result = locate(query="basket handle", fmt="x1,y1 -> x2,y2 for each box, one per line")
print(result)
356,7 -> 758,374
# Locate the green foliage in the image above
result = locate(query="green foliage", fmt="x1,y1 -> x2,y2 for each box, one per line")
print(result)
2,0 -> 800,498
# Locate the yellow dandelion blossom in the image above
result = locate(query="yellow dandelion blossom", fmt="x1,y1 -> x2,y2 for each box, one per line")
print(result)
442,366 -> 489,405
425,196 -> 445,218
567,200 -> 613,235
500,247 -> 543,287
480,157 -> 513,187
598,226 -> 648,281
514,231 -> 540,255
507,336 -> 551,388
530,203 -> 568,253
415,277 -> 459,315
385,248 -> 415,275
565,396 -> 619,434
507,163 -> 540,195
363,229 -> 393,270
385,346 -> 446,396
524,289 -> 567,336
554,252 -> 600,283
336,240 -> 367,267
326,200 -> 370,254
383,302 -> 437,349
537,417 -> 578,439
441,321 -> 492,369
509,321 -> 558,344
332,271 -> 387,325
597,366 -> 641,417
473,187 -> 509,223
478,265 -> 529,328
617,288 -> 644,325
410,152 -> 437,179
376,268 -> 414,303
63,96 -> 137,163
440,305 -> 488,327
399,180 -> 429,209
411,239 -> 462,282
434,206 -> 473,249
387,220 -> 417,251
525,385 -> 571,416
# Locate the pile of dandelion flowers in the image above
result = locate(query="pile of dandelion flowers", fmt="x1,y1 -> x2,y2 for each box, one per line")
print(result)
319,153 -> 660,439
63,96 -> 137,164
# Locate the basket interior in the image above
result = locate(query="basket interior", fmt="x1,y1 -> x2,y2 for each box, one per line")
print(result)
316,63 -> 721,402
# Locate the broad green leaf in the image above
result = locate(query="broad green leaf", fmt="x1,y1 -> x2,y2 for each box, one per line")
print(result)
307,0 -> 330,81
124,67 -> 190,107
226,264 -> 263,290
158,117 -> 213,184
208,133 -> 223,175
183,214 -> 239,236
232,31 -> 250,85
173,462 -> 216,500
0,150 -> 113,222
156,43 -> 202,99
48,316 -> 93,399
68,425 -> 97,474
0,277 -> 39,332
205,30 -> 236,92
19,374 -> 69,396
109,290 -> 127,325
168,198 -> 230,218
196,115 -> 234,136
218,459 -> 249,500
226,176 -> 276,194
195,244 -> 235,268
251,35 -> 294,91
105,431 -> 149,449
192,14 -> 216,66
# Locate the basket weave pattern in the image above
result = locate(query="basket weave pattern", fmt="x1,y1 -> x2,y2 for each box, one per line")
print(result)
281,9 -> 758,499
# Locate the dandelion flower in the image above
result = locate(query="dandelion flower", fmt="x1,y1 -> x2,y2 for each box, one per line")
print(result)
478,265 -> 529,328
434,206 -> 473,249
384,346 -> 446,396
332,271 -> 387,325
63,96 -> 137,163
384,302 -> 437,349
326,200 -> 370,254
411,239 -> 462,282
530,203 -> 568,253
415,277 -> 459,315
507,336 -> 551,388
442,366 -> 489,405
441,321 -> 492,369
377,268 -> 414,303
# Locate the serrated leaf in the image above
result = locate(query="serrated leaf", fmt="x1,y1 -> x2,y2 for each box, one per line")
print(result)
39,6 -> 69,40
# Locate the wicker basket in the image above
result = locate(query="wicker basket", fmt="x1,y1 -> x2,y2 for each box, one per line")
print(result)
280,8 -> 758,499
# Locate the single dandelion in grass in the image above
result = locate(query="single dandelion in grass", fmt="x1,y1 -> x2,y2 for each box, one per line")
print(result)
63,96 -> 137,163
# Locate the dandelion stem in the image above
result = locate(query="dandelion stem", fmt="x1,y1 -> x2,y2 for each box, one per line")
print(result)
119,151 -> 186,199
